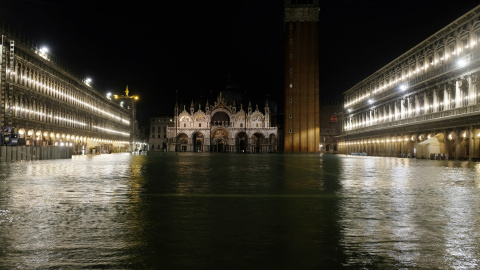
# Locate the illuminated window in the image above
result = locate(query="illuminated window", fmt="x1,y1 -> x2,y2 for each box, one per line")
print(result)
437,50 -> 444,60
449,44 -> 455,54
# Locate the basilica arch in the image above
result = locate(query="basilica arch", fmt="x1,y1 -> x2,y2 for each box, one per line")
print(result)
252,132 -> 265,153
176,133 -> 189,152
211,110 -> 231,127
211,128 -> 229,152
193,132 -> 205,152
235,132 -> 248,153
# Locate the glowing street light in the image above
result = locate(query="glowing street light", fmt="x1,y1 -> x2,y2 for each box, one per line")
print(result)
35,46 -> 50,60
83,78 -> 92,87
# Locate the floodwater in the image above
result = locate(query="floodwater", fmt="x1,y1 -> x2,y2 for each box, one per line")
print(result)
1,152 -> 480,269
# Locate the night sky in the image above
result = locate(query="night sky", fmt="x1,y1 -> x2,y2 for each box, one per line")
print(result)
1,0 -> 479,125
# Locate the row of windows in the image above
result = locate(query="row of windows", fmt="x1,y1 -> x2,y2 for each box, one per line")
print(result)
151,126 -> 168,133
10,94 -> 129,138
151,134 -> 167,139
345,22 -> 480,108
344,82 -> 479,131
10,57 -> 129,125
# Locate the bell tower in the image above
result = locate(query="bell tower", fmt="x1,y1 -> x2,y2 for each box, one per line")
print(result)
283,0 -> 320,152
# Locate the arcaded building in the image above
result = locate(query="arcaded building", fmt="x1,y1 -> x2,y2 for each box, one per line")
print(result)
283,0 -> 321,152
166,91 -> 278,153
338,4 -> 480,160
0,26 -> 134,155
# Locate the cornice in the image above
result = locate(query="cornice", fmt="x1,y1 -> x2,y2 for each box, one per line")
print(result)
284,6 -> 319,22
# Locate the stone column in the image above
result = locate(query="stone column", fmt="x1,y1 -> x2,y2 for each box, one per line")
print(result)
456,80 -> 462,108
455,129 -> 461,160
469,125 -> 474,161
447,82 -> 455,109
472,73 -> 479,105
467,75 -> 474,105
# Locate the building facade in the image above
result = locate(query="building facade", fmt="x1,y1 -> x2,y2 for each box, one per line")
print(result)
283,0 -> 321,152
0,26 -> 134,155
338,4 -> 480,160
166,91 -> 278,153
320,102 -> 340,153
149,116 -> 174,151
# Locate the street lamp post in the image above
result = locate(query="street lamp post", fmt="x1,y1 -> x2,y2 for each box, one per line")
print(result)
114,85 -> 139,152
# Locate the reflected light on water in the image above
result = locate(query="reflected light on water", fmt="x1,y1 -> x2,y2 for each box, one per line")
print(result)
1,153 -> 480,269
338,156 -> 480,268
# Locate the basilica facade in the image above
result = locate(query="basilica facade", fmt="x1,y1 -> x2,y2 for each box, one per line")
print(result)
166,92 -> 278,153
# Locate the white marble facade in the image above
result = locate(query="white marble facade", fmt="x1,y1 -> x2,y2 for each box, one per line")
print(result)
167,92 -> 278,153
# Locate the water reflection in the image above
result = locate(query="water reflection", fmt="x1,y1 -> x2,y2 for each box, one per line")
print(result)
338,156 -> 480,269
0,153 -> 479,269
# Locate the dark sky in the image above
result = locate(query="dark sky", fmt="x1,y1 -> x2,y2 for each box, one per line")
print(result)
1,0 -> 479,124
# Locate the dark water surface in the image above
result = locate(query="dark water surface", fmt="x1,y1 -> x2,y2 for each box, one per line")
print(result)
1,152 -> 480,269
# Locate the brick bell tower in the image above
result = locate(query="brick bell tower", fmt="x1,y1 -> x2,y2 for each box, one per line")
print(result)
283,0 -> 320,152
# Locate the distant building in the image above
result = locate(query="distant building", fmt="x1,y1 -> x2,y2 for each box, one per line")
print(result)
149,116 -> 174,151
283,0 -> 321,152
338,4 -> 480,160
320,102 -> 340,153
167,91 -> 278,153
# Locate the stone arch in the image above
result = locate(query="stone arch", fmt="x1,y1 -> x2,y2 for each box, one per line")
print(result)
25,129 -> 34,146
252,132 -> 265,153
236,131 -> 248,153
176,133 -> 189,152
211,111 -> 231,126
17,128 -> 26,145
35,130 -> 42,145
193,132 -> 204,152
211,128 -> 229,152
